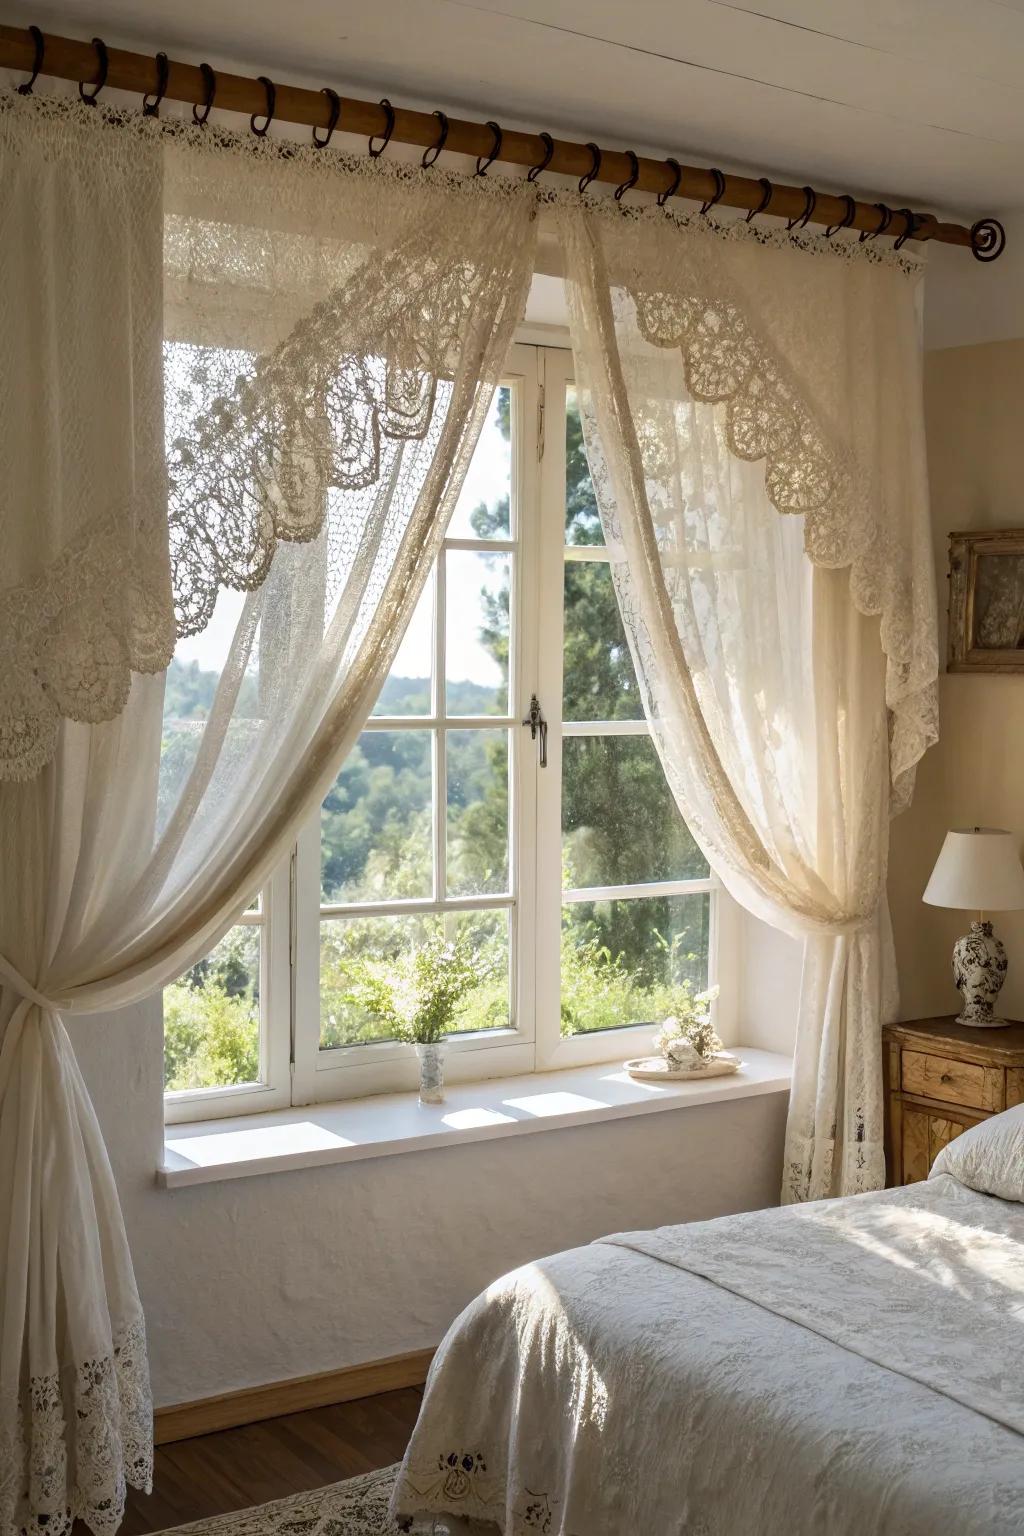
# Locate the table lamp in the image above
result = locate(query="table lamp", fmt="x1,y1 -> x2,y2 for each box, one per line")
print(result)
922,827 -> 1024,1027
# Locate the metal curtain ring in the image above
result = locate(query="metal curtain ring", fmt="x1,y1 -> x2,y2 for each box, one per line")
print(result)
527,131 -> 555,182
193,63 -> 216,126
614,150 -> 640,202
859,202 -> 893,243
18,25 -> 44,95
313,87 -> 341,149
787,185 -> 816,231
142,51 -> 169,117
579,142 -> 601,194
657,157 -> 682,208
78,37 -> 108,105
700,167 -> 726,216
476,119 -> 502,175
893,208 -> 919,250
250,75 -> 276,136
970,217 -> 1007,263
824,194 -> 857,238
745,177 -> 773,223
422,109 -> 448,168
368,98 -> 395,157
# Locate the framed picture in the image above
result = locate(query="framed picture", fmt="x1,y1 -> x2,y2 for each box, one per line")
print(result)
947,529 -> 1024,673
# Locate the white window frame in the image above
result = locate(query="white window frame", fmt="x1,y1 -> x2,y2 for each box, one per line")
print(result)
164,340 -> 728,1120
291,343 -> 541,1104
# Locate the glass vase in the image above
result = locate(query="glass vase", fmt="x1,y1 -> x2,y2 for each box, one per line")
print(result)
415,1041 -> 447,1105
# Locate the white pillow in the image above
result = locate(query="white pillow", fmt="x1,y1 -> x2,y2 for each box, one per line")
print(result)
929,1103 -> 1024,1202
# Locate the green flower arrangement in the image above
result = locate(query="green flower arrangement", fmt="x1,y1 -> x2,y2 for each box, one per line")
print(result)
344,931 -> 483,1045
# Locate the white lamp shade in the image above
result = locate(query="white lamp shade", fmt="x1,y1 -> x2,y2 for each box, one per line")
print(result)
922,828 -> 1024,912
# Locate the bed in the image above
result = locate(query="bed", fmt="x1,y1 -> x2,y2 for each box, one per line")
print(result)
390,1117 -> 1024,1535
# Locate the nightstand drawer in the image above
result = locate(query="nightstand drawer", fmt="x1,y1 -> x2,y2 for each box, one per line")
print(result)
901,1049 -> 1000,1111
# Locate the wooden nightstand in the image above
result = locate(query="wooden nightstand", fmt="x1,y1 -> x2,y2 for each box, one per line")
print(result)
883,1017 -> 1024,1185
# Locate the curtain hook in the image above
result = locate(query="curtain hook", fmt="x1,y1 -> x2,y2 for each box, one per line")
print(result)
192,63 -> 216,126
859,202 -> 892,243
614,150 -> 640,202
699,167 -> 726,217
893,208 -> 920,251
527,130 -> 554,182
312,87 -> 341,149
17,25 -> 44,95
78,37 -> 108,105
142,51 -> 169,118
786,185 -> 816,231
422,109 -> 449,169
368,98 -> 395,157
745,177 -> 773,223
970,217 -> 1007,263
250,75 -> 276,137
476,119 -> 502,176
579,142 -> 602,194
657,157 -> 682,209
823,194 -> 857,239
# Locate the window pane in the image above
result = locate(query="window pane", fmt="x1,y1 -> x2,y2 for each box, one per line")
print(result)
562,735 -> 709,888
321,731 -> 433,903
563,560 -> 642,721
163,925 -> 261,1090
321,913 -> 440,1047
565,387 -> 603,547
447,729 -> 510,896
445,550 -> 510,716
560,893 -> 711,1036
319,908 -> 510,1046
448,908 -> 511,1033
373,573 -> 434,717
446,386 -> 512,538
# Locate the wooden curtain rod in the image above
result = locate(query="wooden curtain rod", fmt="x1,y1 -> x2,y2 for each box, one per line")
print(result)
0,22 -> 1005,260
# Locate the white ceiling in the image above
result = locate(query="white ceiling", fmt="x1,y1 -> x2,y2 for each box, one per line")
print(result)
7,0 -> 1024,217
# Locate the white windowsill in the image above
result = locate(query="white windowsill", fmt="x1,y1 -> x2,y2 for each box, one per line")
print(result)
158,1047 -> 791,1188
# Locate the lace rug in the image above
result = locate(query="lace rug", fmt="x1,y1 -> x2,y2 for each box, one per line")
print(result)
158,1467 -> 402,1536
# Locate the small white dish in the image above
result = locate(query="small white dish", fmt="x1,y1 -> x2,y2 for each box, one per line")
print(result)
623,1052 -> 743,1082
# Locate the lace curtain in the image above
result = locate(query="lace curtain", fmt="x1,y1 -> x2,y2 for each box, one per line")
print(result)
558,203 -> 937,1203
0,91 -> 537,1536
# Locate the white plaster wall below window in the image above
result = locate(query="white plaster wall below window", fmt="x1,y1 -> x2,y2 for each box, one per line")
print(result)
69,999 -> 788,1408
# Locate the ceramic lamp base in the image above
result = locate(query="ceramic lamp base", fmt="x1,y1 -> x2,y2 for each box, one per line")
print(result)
952,920 -> 1010,1029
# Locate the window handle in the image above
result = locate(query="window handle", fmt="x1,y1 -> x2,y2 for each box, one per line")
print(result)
522,694 -> 548,767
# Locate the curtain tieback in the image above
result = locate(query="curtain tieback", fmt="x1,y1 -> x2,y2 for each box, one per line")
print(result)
0,952 -> 64,1012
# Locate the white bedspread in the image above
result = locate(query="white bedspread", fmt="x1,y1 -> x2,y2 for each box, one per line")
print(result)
391,1175 -> 1024,1535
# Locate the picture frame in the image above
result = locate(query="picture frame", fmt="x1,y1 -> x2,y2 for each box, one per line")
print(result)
947,529 -> 1024,673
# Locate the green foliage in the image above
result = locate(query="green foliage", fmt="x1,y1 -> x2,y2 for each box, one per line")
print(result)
163,925 -> 261,1090
343,931 -> 484,1044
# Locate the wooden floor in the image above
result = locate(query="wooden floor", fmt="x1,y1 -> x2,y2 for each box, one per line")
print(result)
115,1388 -> 423,1535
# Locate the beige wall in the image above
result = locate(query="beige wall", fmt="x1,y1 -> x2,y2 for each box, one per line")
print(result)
889,338 -> 1024,1022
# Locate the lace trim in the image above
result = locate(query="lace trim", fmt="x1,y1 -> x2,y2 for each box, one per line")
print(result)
0,514 -> 176,781
625,283 -> 938,798
0,1318 -> 153,1536
0,87 -> 537,779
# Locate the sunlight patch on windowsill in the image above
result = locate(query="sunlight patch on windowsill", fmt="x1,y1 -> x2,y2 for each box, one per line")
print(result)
159,1048 -> 792,1189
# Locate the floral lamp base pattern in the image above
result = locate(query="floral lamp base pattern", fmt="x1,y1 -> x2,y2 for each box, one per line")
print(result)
953,920 -> 1010,1027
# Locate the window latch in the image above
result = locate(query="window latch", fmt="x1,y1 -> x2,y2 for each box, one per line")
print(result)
522,694 -> 548,768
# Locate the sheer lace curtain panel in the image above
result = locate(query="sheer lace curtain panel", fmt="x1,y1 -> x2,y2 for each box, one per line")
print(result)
0,91 -> 537,1536
0,84 -> 938,1536
559,206 -> 937,1203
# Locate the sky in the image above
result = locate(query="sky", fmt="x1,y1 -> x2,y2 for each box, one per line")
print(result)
175,394 -> 512,689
